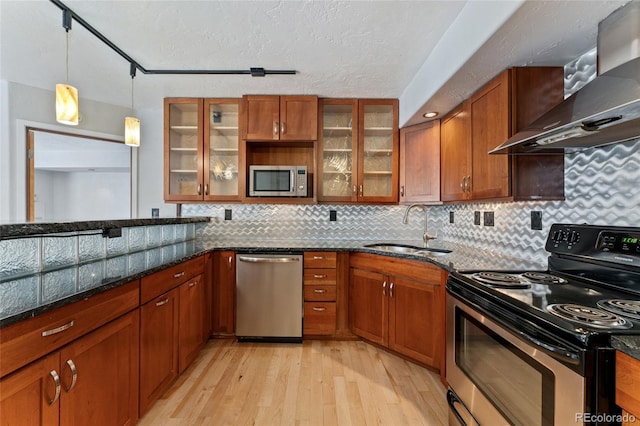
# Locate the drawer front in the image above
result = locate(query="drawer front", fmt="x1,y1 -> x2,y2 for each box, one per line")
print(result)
304,252 -> 337,269
304,268 -> 337,285
304,285 -> 337,302
141,255 -> 205,304
304,302 -> 336,335
0,280 -> 140,378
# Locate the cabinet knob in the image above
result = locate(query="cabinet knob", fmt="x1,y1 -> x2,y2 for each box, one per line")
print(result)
173,271 -> 185,279
353,185 -> 357,194
313,289 -> 328,293
155,298 -> 170,307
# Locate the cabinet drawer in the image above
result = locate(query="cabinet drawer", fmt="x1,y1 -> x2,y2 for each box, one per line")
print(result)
304,285 -> 337,302
0,280 -> 140,378
304,302 -> 336,335
617,351 -> 640,418
304,252 -> 337,269
141,255 -> 204,304
304,268 -> 337,285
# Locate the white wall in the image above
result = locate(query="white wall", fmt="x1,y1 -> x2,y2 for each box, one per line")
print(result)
0,80 -> 131,222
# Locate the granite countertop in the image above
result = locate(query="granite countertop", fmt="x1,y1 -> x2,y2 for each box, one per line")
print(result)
0,237 -> 547,329
612,336 -> 640,360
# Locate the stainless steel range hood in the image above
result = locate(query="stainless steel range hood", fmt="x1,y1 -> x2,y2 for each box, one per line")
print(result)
490,1 -> 640,155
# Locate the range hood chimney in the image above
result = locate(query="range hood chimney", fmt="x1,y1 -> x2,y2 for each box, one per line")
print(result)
490,0 -> 640,154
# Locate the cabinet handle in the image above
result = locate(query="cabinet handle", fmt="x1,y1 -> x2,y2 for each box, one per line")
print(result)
312,256 -> 324,260
466,176 -> 471,192
42,320 -> 75,337
460,178 -> 465,191
382,281 -> 387,296
400,185 -> 404,197
229,256 -> 233,264
49,370 -> 61,405
312,307 -> 326,312
359,185 -> 363,196
204,183 -> 209,196
313,289 -> 328,293
273,121 -> 279,136
173,271 -> 185,279
188,281 -> 197,288
313,274 -> 327,278
197,184 -> 202,195
156,298 -> 169,307
390,282 -> 394,298
65,359 -> 78,392
353,185 -> 357,194
281,122 -> 286,135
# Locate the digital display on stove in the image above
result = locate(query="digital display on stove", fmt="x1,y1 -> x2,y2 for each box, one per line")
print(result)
598,231 -> 640,255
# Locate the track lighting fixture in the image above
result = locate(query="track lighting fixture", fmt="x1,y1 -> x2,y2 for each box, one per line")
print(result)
55,9 -> 79,125
125,64 -> 140,147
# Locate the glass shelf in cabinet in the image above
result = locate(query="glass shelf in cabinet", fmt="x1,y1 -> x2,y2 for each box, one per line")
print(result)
170,125 -> 198,135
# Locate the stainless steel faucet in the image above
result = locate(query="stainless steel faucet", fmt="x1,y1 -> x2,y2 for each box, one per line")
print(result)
402,204 -> 437,246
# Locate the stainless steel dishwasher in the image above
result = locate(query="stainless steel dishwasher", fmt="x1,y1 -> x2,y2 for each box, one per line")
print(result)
235,253 -> 303,342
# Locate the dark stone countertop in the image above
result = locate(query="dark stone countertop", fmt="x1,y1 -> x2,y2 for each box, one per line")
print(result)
0,217 -> 209,240
612,336 -> 640,360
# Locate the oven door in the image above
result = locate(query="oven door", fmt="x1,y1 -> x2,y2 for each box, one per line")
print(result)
446,292 -> 586,426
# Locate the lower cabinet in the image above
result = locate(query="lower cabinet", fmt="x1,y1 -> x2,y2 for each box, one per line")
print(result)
212,251 -> 236,336
0,311 -> 140,426
349,253 -> 445,370
179,274 -> 205,373
616,351 -> 640,425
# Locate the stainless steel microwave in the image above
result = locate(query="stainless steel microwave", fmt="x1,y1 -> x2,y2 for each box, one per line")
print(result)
249,165 -> 308,197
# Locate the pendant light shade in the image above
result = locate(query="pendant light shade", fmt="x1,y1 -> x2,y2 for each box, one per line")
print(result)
124,116 -> 140,147
55,83 -> 79,125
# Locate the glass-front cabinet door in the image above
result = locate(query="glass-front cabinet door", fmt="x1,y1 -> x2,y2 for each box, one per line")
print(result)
358,100 -> 399,203
204,99 -> 242,200
165,98 -> 204,202
318,99 -> 358,201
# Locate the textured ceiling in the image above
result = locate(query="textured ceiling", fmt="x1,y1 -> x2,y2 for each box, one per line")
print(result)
0,0 -> 631,127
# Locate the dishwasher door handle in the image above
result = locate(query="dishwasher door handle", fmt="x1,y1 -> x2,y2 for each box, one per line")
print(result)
238,256 -> 301,263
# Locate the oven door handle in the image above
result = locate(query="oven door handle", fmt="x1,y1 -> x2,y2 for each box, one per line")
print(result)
447,390 -> 479,426
516,330 -> 581,365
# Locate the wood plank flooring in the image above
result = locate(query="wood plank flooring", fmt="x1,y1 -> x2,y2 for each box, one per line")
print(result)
138,339 -> 448,426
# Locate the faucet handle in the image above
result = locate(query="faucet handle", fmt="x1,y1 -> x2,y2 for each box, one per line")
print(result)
423,231 -> 438,242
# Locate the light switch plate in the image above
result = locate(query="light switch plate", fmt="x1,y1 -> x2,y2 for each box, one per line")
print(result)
531,211 -> 543,230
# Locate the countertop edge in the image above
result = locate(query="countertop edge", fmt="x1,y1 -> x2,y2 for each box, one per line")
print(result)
612,336 -> 640,361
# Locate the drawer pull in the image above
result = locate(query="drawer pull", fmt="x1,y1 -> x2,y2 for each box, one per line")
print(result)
312,256 -> 324,260
156,298 -> 170,307
42,320 -> 75,337
65,359 -> 78,392
313,274 -> 327,279
313,289 -> 328,293
188,281 -> 197,288
173,271 -> 185,279
312,307 -> 326,312
49,370 -> 61,405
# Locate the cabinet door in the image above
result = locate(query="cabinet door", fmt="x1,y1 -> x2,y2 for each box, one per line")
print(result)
244,96 -> 280,140
164,98 -> 205,201
400,120 -> 440,203
59,311 -> 139,426
318,99 -> 358,202
358,99 -> 399,203
0,353 -> 60,426
349,268 -> 387,346
139,288 -> 180,415
204,99 -> 243,201
179,274 -> 205,373
440,103 -> 471,202
279,96 -> 318,141
212,251 -> 235,335
388,277 -> 441,368
469,72 -> 511,200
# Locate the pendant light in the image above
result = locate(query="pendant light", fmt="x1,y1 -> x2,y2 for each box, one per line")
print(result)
124,63 -> 140,147
55,9 -> 79,126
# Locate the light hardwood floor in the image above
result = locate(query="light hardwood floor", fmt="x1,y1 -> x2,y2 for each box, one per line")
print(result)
139,339 -> 448,426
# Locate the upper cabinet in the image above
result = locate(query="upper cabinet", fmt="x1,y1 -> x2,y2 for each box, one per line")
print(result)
243,95 -> 318,141
164,98 -> 243,202
318,99 -> 398,203
441,67 -> 565,202
399,120 -> 441,204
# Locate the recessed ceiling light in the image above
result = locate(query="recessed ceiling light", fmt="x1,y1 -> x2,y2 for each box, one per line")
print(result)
423,112 -> 438,118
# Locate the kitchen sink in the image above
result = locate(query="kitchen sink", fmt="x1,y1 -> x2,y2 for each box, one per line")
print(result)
363,243 -> 452,257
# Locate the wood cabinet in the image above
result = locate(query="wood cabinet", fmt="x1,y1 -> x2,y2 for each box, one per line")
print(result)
441,67 -> 565,202
349,253 -> 446,370
178,274 -> 205,373
164,98 -> 243,202
318,99 -> 399,203
0,311 -> 139,426
212,251 -> 236,336
303,252 -> 337,336
243,95 -> 318,141
616,351 -> 640,425
399,120 -> 441,204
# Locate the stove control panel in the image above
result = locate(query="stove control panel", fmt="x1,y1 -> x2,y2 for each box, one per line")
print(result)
546,224 -> 640,267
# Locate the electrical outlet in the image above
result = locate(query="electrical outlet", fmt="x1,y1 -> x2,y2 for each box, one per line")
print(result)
531,211 -> 543,230
484,211 -> 494,227
474,211 -> 481,226
329,210 -> 337,222
224,209 -> 232,220
449,211 -> 455,224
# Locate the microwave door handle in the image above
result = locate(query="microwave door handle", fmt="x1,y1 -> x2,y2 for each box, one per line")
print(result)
515,330 -> 581,365
291,170 -> 295,193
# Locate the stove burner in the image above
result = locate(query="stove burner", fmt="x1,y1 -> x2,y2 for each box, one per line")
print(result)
546,304 -> 632,329
519,272 -> 567,285
471,272 -> 529,289
597,299 -> 640,320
